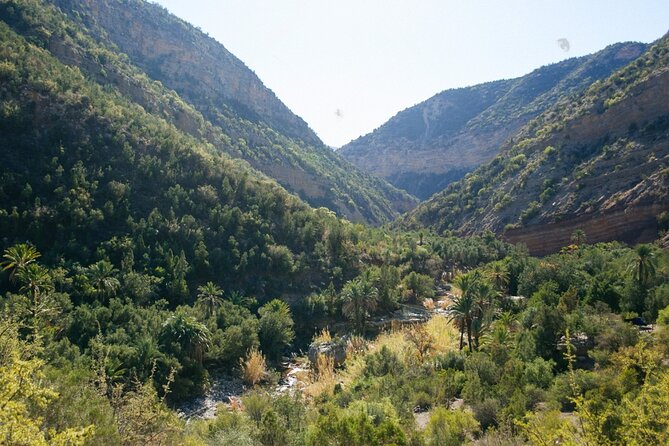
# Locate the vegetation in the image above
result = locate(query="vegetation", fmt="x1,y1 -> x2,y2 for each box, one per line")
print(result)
31,0 -> 417,225
339,42 -> 647,199
400,33 -> 669,240
0,1 -> 668,445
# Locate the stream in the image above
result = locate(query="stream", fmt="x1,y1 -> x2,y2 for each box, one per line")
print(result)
177,356 -> 309,420
178,299 -> 451,420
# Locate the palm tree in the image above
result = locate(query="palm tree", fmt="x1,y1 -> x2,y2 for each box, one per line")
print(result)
160,311 -> 210,364
16,263 -> 55,330
196,282 -> 223,318
629,244 -> 657,289
485,263 -> 509,295
1,243 -> 41,283
86,261 -> 120,301
341,277 -> 378,334
447,293 -> 475,350
571,229 -> 587,246
471,281 -> 497,350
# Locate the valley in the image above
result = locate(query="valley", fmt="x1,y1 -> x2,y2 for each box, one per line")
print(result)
0,1 -> 668,445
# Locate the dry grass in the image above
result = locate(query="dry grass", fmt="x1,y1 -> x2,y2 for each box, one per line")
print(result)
241,347 -> 267,386
423,298 -> 435,311
424,314 -> 458,354
303,353 -> 338,399
302,316 -> 459,400
312,328 -> 332,344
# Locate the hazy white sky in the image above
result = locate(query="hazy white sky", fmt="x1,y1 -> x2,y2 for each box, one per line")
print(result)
152,0 -> 669,147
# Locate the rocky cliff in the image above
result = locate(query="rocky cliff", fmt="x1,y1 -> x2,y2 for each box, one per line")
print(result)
339,43 -> 647,199
35,0 -> 417,224
399,33 -> 669,254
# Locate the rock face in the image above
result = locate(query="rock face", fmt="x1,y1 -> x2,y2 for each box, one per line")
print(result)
55,0 -> 317,145
400,33 -> 669,255
339,43 -> 647,199
308,340 -> 348,367
48,0 -> 417,224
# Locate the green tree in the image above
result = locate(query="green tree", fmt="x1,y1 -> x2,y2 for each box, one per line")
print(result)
400,271 -> 435,303
449,273 -> 479,350
85,261 -> 120,301
160,311 -> 210,364
0,320 -> 94,445
1,243 -> 40,283
486,262 -> 510,295
258,299 -> 295,362
196,282 -> 223,318
16,263 -> 56,333
341,277 -> 378,334
629,244 -> 657,289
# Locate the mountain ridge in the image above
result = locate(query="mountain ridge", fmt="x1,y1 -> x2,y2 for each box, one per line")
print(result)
398,32 -> 669,254
339,42 -> 648,199
34,0 -> 417,224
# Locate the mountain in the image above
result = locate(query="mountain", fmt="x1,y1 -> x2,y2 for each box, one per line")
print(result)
0,9 -> 364,300
399,32 -> 669,255
339,43 -> 647,199
21,0 -> 416,225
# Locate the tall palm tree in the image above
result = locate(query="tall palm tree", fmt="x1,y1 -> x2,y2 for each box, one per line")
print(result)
1,243 -> 40,283
341,277 -> 378,334
16,263 -> 55,329
86,261 -> 120,301
629,244 -> 657,289
447,293 -> 475,350
196,282 -> 223,318
471,282 -> 497,350
486,263 -> 509,295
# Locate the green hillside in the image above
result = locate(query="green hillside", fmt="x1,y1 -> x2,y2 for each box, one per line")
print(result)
1,0 -> 416,225
400,33 -> 669,254
1,2 -> 669,445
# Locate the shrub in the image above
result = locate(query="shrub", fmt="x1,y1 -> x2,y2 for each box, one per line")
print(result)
241,347 -> 267,386
364,346 -> 404,377
424,408 -> 480,446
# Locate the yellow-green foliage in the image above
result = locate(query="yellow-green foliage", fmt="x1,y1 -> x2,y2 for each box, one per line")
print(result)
0,322 -> 94,446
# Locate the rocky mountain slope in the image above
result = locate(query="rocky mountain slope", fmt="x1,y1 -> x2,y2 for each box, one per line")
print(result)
9,0 -> 416,225
0,10 -> 367,298
398,33 -> 669,254
339,43 -> 647,199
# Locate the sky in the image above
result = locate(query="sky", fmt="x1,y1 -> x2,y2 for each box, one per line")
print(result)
152,0 -> 669,148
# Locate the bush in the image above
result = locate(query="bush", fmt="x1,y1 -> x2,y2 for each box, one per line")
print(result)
364,346 -> 404,377
472,398 -> 501,430
241,347 -> 267,386
432,351 -> 466,371
424,408 -> 480,446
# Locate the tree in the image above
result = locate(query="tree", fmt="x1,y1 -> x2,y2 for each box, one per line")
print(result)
400,271 -> 435,303
448,291 -> 475,351
0,320 -> 94,445
571,229 -> 587,246
1,243 -> 40,283
196,282 -> 223,318
341,277 -> 378,334
629,244 -> 657,289
486,262 -> 510,295
85,261 -> 120,301
471,281 -> 497,351
160,311 -> 210,364
16,263 -> 56,333
258,299 -> 295,362
449,273 -> 479,350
